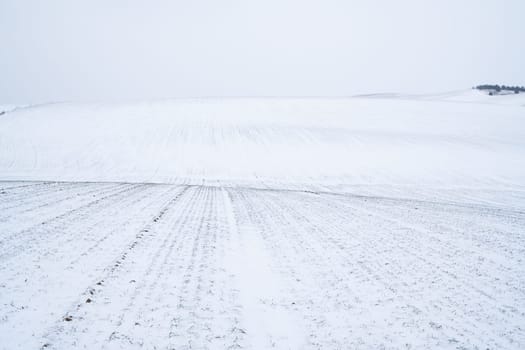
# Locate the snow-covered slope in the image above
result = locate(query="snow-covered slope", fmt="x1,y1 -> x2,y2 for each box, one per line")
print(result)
2,182 -> 524,349
0,91 -> 524,186
356,89 -> 525,105
0,105 -> 18,115
2,91 -> 525,349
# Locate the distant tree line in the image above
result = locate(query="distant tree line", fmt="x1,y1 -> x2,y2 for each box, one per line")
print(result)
475,84 -> 525,94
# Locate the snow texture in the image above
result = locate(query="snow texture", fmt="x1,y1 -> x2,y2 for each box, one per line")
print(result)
0,90 -> 524,349
0,182 -> 524,349
0,90 -> 524,186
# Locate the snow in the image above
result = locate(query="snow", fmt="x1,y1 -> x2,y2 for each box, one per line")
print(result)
0,105 -> 18,115
1,91 -> 525,349
356,89 -> 525,105
0,90 -> 524,187
1,182 -> 524,349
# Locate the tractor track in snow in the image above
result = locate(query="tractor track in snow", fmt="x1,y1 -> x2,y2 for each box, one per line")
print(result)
0,182 -> 120,220
0,183 -> 145,258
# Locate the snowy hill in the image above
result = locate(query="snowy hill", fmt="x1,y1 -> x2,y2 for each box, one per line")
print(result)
0,91 -> 524,187
1,91 -> 525,349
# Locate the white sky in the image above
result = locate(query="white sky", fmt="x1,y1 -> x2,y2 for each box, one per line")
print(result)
1,0 -> 524,103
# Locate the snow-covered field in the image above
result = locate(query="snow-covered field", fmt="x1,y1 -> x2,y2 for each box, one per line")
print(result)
1,90 -> 524,186
1,90 -> 525,349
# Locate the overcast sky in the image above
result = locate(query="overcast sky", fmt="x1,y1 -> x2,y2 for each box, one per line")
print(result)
1,0 -> 524,104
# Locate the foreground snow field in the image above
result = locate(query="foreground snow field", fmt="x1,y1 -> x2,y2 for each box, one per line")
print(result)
1,181 -> 524,349
1,91 -> 525,349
